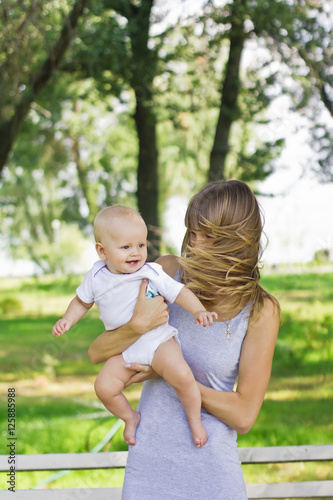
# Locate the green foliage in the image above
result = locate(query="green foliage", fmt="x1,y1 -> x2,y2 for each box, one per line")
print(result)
312,249 -> 330,265
251,0 -> 333,178
68,1 -> 132,94
0,0 -> 71,119
1,0 -> 332,272
0,77 -> 138,272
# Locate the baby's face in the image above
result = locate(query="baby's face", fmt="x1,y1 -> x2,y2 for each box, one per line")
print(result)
99,216 -> 148,274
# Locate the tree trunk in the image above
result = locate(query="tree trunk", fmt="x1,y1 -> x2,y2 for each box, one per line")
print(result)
0,0 -> 89,175
134,97 -> 160,258
127,0 -> 160,257
209,3 -> 246,182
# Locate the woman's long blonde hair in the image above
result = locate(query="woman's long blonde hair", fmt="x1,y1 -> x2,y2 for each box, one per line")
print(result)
178,180 -> 279,319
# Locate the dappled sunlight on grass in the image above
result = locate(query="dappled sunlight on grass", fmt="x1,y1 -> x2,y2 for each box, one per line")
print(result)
0,374 -> 97,397
0,274 -> 101,317
266,374 -> 333,401
261,273 -> 333,321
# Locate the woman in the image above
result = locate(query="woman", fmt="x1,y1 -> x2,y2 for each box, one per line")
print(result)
88,180 -> 280,500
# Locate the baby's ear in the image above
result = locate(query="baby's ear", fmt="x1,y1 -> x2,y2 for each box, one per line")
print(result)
95,242 -> 105,259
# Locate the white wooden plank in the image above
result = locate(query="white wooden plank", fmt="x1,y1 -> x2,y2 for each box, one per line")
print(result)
0,452 -> 128,472
0,488 -> 122,499
239,444 -> 333,464
0,445 -> 332,500
246,480 -> 333,499
1,445 -> 332,472
1,482 -> 333,500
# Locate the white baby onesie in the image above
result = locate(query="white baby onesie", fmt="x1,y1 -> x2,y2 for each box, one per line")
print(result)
76,261 -> 184,364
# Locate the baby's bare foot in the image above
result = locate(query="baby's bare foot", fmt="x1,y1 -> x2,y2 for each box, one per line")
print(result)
123,411 -> 141,446
189,418 -> 208,447
194,434 -> 208,448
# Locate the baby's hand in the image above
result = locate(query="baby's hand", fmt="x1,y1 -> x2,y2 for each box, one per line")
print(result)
195,311 -> 218,327
52,318 -> 72,337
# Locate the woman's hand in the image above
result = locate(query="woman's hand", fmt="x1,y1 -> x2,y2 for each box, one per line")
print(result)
130,279 -> 170,334
124,363 -> 159,387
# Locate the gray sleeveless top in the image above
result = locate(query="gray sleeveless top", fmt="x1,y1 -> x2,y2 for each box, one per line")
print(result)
122,287 -> 250,500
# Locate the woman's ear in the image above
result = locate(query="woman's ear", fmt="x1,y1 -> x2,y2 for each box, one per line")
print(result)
96,242 -> 106,259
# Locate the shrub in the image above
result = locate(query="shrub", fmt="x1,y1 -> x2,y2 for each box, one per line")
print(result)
0,296 -> 23,314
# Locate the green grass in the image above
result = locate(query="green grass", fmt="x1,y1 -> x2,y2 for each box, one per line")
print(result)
0,395 -> 127,489
1,271 -> 333,489
0,316 -> 103,379
261,272 -> 333,318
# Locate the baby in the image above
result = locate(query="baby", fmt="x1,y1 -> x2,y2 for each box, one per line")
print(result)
52,206 -> 217,447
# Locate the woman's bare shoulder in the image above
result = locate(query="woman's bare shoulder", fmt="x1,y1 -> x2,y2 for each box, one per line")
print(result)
155,255 -> 179,278
248,297 -> 280,337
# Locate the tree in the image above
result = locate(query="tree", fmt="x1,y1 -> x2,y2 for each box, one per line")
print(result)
1,0 -> 332,273
0,79 -> 138,273
0,0 -> 89,175
208,0 -> 247,181
159,0 -> 287,184
249,0 -> 333,180
64,0 -> 162,255
205,0 -> 332,182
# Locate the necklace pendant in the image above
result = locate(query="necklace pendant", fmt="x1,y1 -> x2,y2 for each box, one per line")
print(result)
225,323 -> 231,340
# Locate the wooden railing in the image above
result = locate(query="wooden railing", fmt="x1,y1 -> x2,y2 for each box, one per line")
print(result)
1,444 -> 332,499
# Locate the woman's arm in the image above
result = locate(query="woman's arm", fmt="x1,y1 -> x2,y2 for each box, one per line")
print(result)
199,298 -> 280,434
88,279 -> 170,364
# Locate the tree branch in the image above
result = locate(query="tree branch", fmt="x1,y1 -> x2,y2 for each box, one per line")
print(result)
102,0 -> 136,19
0,0 -> 89,175
298,47 -> 333,118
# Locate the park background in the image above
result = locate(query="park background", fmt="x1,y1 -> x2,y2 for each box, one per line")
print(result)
0,0 -> 333,493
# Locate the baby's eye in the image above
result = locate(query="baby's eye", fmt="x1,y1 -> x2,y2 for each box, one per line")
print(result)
122,245 -> 129,250
138,243 -> 146,248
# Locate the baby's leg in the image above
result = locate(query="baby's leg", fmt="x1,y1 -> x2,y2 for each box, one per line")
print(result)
94,355 -> 141,445
151,338 -> 207,447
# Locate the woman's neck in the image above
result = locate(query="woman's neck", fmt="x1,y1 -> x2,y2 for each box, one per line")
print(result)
207,299 -> 248,322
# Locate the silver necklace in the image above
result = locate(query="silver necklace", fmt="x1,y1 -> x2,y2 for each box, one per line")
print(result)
225,320 -> 232,340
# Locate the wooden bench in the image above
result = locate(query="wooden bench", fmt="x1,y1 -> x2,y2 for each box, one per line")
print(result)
1,444 -> 332,499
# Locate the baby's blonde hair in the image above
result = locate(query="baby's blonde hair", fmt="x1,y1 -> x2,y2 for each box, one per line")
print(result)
179,180 -> 279,319
94,205 -> 144,242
